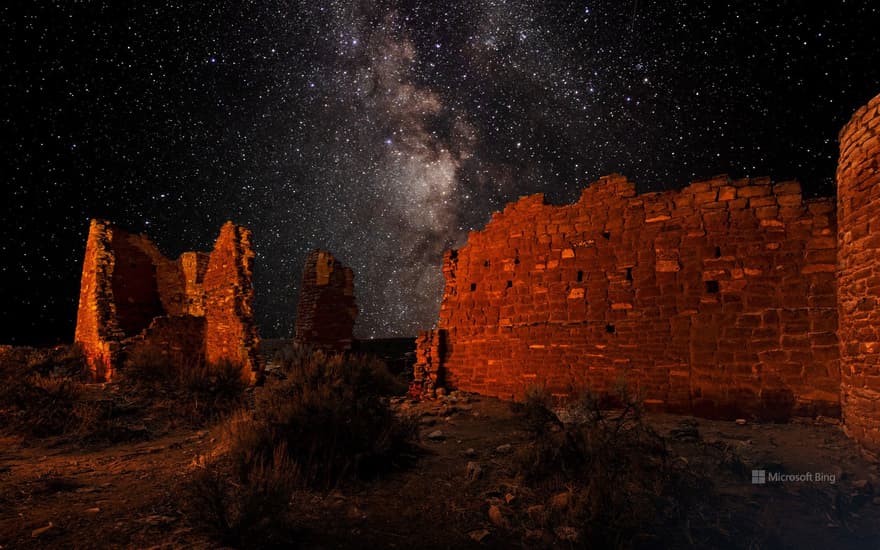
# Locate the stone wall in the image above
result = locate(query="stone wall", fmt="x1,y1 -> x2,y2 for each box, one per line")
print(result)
418,174 -> 840,419
74,219 -> 261,382
293,249 -> 358,352
838,92 -> 880,457
204,222 -> 262,383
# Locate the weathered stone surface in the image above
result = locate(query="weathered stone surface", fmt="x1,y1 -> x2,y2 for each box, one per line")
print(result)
204,222 -> 262,383
838,92 -> 880,459
74,219 -> 261,382
293,249 -> 357,352
417,173 -> 840,419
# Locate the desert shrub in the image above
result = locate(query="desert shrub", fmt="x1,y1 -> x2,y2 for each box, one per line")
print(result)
121,344 -> 247,424
224,349 -> 418,489
186,349 -> 417,547
0,346 -> 91,437
187,443 -> 299,549
515,388 -> 715,548
122,344 -> 179,385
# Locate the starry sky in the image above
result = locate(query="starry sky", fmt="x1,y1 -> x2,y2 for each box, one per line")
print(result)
3,1 -> 880,345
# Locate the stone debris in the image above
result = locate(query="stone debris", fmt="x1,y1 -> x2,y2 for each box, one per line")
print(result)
31,522 -> 54,538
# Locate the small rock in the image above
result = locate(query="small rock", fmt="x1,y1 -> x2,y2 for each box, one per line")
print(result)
504,492 -> 516,504
427,430 -> 445,441
670,427 -> 700,442
85,507 -> 101,514
735,418 -> 748,425
525,529 -> 544,540
495,444 -> 512,454
32,522 -> 54,538
419,417 -> 437,427
468,529 -> 490,542
466,461 -> 483,481
488,504 -> 507,527
550,491 -> 570,510
463,448 -> 477,458
554,526 -> 580,542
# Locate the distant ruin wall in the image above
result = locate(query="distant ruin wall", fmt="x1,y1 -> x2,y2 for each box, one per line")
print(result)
838,92 -> 880,457
294,249 -> 357,352
419,174 -> 840,419
74,220 -> 261,382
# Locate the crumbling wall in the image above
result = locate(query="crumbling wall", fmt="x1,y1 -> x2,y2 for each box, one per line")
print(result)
293,249 -> 357,352
75,220 -> 126,380
74,219 -> 261,382
419,174 -> 839,419
838,92 -> 880,457
204,222 -> 262,383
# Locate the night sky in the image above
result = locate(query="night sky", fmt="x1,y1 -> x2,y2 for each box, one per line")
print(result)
4,2 -> 880,345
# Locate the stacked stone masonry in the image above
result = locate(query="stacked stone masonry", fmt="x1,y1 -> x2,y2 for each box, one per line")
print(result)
74,220 -> 262,382
293,249 -> 358,352
419,174 -> 841,420
838,92 -> 880,458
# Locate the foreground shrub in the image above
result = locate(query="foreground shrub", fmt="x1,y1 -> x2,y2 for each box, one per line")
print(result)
227,349 -> 418,488
121,344 -> 247,424
515,387 -> 715,548
0,346 -> 94,437
186,349 -> 417,547
187,443 -> 299,548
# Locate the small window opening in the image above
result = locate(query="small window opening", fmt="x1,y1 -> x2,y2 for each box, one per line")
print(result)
484,260 -> 490,267
470,283 -> 477,292
605,324 -> 616,334
625,267 -> 633,282
577,270 -> 584,282
705,280 -> 720,293
601,231 -> 611,240
714,246 -> 722,258
506,280 -> 512,288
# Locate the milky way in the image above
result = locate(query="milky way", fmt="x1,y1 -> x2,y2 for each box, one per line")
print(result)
3,1 -> 880,344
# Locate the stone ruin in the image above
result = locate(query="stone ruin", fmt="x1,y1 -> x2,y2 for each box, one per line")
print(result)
293,249 -> 358,352
74,220 -> 262,382
414,92 -> 880,458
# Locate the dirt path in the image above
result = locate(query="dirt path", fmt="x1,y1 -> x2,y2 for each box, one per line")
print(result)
2,393 -> 880,549
0,430 -> 212,549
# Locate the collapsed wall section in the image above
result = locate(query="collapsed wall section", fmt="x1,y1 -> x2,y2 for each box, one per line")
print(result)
293,249 -> 358,352
838,92 -> 880,457
420,174 -> 839,419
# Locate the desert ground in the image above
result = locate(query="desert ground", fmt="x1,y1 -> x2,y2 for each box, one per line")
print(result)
1,342 -> 879,549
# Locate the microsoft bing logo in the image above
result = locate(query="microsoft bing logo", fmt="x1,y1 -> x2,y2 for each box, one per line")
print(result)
752,470 -> 766,484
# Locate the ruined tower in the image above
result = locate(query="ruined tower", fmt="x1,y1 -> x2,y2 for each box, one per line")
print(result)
293,249 -> 358,352
837,92 -> 880,458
